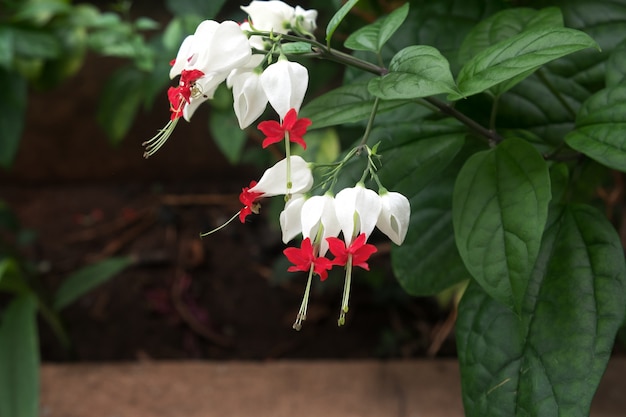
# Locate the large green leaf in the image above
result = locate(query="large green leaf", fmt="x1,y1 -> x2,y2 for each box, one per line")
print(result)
606,46 -> 626,87
565,84 -> 626,172
458,7 -> 564,64
452,27 -> 598,100
453,138 -> 551,312
392,165 -> 470,296
550,0 -> 626,86
0,69 -> 27,168
457,204 -> 626,416
344,3 -> 409,53
493,0 -> 626,145
300,81 -> 409,129
372,122 -> 469,295
53,256 -> 133,310
0,295 -> 39,417
368,45 -> 458,100
325,0 -> 360,46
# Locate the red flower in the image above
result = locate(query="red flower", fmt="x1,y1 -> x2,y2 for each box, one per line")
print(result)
239,181 -> 264,223
284,238 -> 333,281
167,69 -> 204,120
257,108 -> 312,149
326,233 -> 378,270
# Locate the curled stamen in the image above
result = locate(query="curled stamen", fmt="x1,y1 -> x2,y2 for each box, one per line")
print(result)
142,118 -> 179,158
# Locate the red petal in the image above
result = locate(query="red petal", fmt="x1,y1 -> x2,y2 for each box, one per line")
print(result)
258,120 -> 284,137
288,134 -> 307,150
326,237 -> 348,266
291,117 -> 312,136
262,136 -> 284,148
281,108 -> 298,130
180,69 -> 204,84
239,206 -> 252,223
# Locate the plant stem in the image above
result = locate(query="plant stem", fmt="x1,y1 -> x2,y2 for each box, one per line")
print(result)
253,30 -> 505,144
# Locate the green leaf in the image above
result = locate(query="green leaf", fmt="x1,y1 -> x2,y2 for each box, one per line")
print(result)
565,84 -> 626,172
344,3 -> 409,53
209,109 -> 247,165
300,81 -> 409,129
376,124 -> 465,196
389,139 -> 489,297
457,204 -> 626,416
134,17 -> 160,31
0,295 -> 39,417
325,0 -> 360,46
281,41 -> 312,55
96,67 -> 144,144
53,256 -> 133,310
452,27 -> 599,100
374,122 -> 469,295
392,168 -> 470,296
0,258 -> 29,295
13,0 -> 71,25
0,68 -> 27,168
13,27 -> 61,59
0,26 -> 14,69
458,7 -> 564,64
453,138 -> 551,312
165,0 -> 227,19
368,45 -> 458,100
606,46 -> 626,87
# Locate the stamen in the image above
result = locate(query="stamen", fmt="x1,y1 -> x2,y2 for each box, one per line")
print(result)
284,131 -> 293,192
142,118 -> 179,158
338,255 -> 353,326
200,211 -> 241,237
293,264 -> 315,331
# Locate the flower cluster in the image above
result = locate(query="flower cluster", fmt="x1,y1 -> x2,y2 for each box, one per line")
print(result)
143,0 -> 315,157
148,1 -> 411,330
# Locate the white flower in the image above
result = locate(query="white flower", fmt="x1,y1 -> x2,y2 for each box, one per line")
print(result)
169,20 -> 253,120
334,184 -> 382,244
294,6 -> 318,33
170,20 -> 251,79
279,194 -> 307,244
239,21 -> 267,51
260,57 -> 308,119
241,0 -> 295,34
376,191 -> 410,245
227,56 -> 268,128
249,155 -> 313,196
300,194 -> 341,256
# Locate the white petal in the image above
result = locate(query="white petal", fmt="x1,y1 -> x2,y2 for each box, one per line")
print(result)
182,72 -> 227,120
294,6 -> 318,33
169,35 -> 195,79
249,156 -> 313,196
376,192 -> 411,245
195,21 -> 251,74
260,59 -> 308,119
279,194 -> 306,243
241,0 -> 295,33
335,185 -> 382,244
300,194 -> 340,256
231,71 -> 268,129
